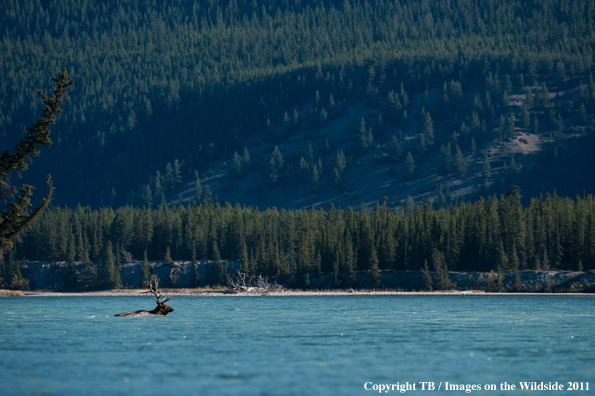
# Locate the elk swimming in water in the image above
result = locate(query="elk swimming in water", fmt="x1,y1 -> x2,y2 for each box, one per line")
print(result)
115,279 -> 174,317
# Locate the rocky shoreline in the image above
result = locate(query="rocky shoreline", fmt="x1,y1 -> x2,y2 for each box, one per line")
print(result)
16,260 -> 595,293
15,290 -> 595,297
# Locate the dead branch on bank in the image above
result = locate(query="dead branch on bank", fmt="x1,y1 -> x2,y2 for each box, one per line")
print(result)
227,270 -> 284,294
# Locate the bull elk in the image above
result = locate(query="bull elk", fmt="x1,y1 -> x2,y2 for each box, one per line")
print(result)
115,279 -> 174,317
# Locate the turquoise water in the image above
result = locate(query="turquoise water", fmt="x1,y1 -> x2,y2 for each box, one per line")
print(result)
1,296 -> 594,395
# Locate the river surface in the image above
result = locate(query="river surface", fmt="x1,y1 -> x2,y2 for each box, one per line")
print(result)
1,295 -> 594,395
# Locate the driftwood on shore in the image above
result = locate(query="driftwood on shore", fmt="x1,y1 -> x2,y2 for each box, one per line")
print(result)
0,289 -> 25,296
227,271 -> 284,294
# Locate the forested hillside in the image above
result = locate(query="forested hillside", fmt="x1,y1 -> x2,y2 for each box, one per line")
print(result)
1,0 -> 595,208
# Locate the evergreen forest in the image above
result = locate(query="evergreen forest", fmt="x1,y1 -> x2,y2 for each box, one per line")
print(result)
3,188 -> 595,289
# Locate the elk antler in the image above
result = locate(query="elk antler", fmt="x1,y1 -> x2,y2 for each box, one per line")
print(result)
147,279 -> 171,304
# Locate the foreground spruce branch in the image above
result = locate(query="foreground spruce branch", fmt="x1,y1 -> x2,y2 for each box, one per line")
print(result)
0,69 -> 73,254
115,279 -> 174,316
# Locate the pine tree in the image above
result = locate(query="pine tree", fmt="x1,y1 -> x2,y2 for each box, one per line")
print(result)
319,108 -> 328,125
440,143 -> 453,174
292,109 -> 299,127
454,145 -> 466,178
359,122 -> 374,150
269,146 -> 284,184
271,145 -> 284,169
421,109 -> 435,146
498,114 -> 506,140
80,257 -> 96,291
337,149 -> 347,170
387,134 -> 403,161
497,265 -> 504,292
509,243 -> 520,272
242,147 -> 251,169
265,118 -> 274,135
441,81 -> 450,110
239,242 -> 250,275
316,158 -> 324,177
141,250 -> 151,288
387,90 -> 402,119
172,159 -> 183,188
269,157 -> 278,184
339,231 -> 356,287
114,243 -> 123,289
329,94 -> 335,113
421,259 -> 433,291
537,83 -> 550,108
310,164 -> 320,186
367,247 -> 382,289
485,270 -> 497,292
432,249 -> 455,290
164,246 -> 174,266
578,104 -> 587,124
422,86 -> 430,107
190,260 -> 200,288
511,243 -> 522,291
99,241 -> 116,290
502,91 -> 510,108
212,240 -> 221,263
142,184 -> 153,208
194,174 -> 203,203
521,106 -> 530,129
67,232 -> 76,264
405,152 -> 415,178
231,151 -> 243,175
163,163 -> 174,190
7,250 -> 26,290
303,273 -> 310,290
506,113 -> 515,138
400,83 -> 409,108
208,240 -> 228,287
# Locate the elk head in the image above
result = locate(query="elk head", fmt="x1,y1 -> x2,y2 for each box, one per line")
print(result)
147,279 -> 174,315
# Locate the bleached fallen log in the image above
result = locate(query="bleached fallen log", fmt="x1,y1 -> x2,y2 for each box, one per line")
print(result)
227,270 -> 284,294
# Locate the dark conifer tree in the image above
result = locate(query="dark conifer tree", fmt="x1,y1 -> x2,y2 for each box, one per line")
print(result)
422,259 -> 433,291
141,250 -> 151,288
367,247 -> 381,289
454,145 -> 467,178
6,250 -> 26,290
99,241 -> 116,290
421,110 -> 435,147
190,256 -> 200,288
405,152 -> 415,178
164,247 -> 174,266
432,250 -> 455,290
